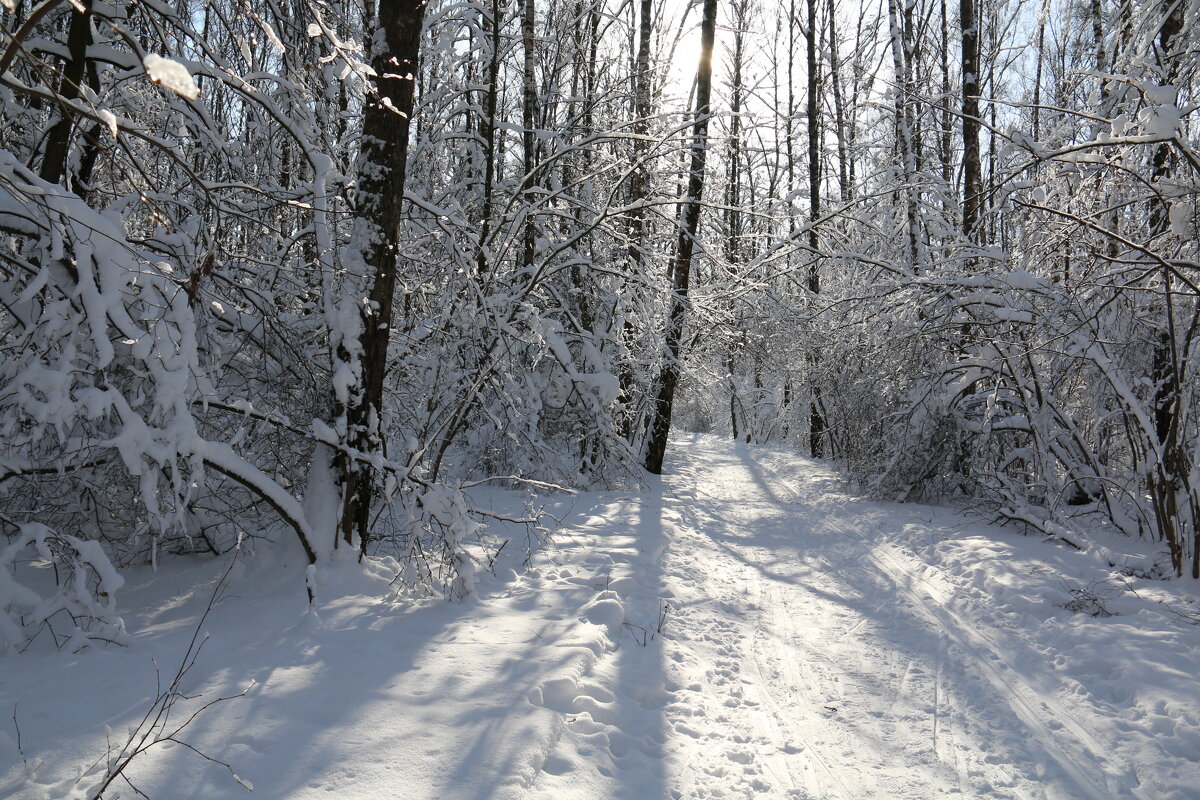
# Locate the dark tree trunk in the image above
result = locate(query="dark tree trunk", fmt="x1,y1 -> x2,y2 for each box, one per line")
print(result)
940,0 -> 953,185
339,0 -> 427,553
39,0 -> 93,186
1032,0 -> 1047,142
726,0 -> 746,442
806,0 -> 827,458
520,0 -> 539,271
1147,0 -> 1188,576
826,0 -> 851,201
476,0 -> 503,275
643,0 -> 717,474
961,0 -> 982,242
887,0 -> 920,269
619,0 -> 654,440
627,0 -> 653,267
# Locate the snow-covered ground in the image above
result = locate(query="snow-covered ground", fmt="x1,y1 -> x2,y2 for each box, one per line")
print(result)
3,434 -> 1198,799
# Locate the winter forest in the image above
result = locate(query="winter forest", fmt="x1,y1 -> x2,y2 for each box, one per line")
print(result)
2,0 -> 1200,796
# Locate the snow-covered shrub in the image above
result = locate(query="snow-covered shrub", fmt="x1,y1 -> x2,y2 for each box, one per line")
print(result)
0,1 -> 338,587
0,522 -> 128,653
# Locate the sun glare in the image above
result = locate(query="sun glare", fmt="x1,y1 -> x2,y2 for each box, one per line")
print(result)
666,12 -> 720,94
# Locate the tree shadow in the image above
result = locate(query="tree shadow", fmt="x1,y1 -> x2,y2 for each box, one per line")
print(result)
16,478 -> 669,799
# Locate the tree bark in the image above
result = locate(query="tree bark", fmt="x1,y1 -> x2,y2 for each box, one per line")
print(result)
888,0 -> 920,269
806,0 -> 827,458
520,0 -> 539,271
961,0 -> 982,242
826,0 -> 851,201
39,0 -> 93,186
1032,0 -> 1047,142
1147,0 -> 1188,576
627,0 -> 653,267
940,0 -> 953,185
338,0 -> 427,553
643,0 -> 717,474
726,0 -> 746,441
475,0 -> 503,275
617,0 -> 654,440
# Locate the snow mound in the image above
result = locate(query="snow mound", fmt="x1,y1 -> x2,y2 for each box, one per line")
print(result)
579,590 -> 625,638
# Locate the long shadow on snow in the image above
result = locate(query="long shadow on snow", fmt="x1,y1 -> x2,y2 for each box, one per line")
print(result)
618,475 -> 671,800
531,482 -> 672,799
150,577 -> 591,799
68,494 -> 667,800
664,436 -> 1091,795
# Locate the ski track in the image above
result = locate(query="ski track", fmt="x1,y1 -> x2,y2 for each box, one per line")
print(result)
6,434 -> 1198,800
531,434 -> 1185,800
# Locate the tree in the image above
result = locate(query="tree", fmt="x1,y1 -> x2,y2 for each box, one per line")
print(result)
643,0 -> 718,474
960,0 -> 982,241
805,0 -> 827,457
337,0 -> 429,554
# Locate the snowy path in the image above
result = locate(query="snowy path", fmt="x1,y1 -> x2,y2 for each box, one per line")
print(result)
4,435 -> 1198,799
652,440 -> 1119,799
530,435 -> 1199,800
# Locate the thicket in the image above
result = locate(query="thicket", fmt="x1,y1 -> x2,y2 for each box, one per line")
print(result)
1,0 -> 1196,651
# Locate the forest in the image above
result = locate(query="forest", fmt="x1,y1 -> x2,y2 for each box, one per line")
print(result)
4,0 -> 1200,797
1,0 -> 1198,642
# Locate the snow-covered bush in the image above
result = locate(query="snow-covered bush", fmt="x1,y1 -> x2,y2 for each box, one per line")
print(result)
0,522 -> 128,653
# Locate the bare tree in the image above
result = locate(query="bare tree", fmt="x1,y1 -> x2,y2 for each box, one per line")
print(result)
644,0 -> 718,474
960,0 -> 982,241
338,0 -> 429,552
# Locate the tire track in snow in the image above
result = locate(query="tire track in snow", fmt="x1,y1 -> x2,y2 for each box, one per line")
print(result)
659,503 -> 791,799
932,634 -> 968,794
666,460 -> 850,799
668,443 -> 960,799
739,443 -> 1134,796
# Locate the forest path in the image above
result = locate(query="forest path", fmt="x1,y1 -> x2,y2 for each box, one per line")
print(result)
528,434 -> 1164,800
6,435 -> 1196,800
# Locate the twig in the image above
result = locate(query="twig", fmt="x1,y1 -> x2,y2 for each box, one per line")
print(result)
81,542 -> 253,798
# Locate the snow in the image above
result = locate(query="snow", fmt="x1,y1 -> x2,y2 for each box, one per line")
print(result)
97,110 -> 118,139
3,435 -> 1199,798
142,54 -> 200,101
1138,102 -> 1185,139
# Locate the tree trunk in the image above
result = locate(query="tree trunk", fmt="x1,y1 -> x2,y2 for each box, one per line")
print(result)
628,0 -> 653,265
39,0 -> 93,186
826,0 -> 851,201
786,0 -> 798,272
338,0 -> 427,553
643,0 -> 717,474
1147,0 -> 1188,576
1032,0 -> 1047,142
475,0 -> 503,275
961,0 -> 982,242
939,0 -> 953,185
520,0 -> 539,271
888,0 -> 920,269
901,0 -> 920,173
726,0 -> 746,441
806,0 -> 827,458
618,0 -> 654,439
